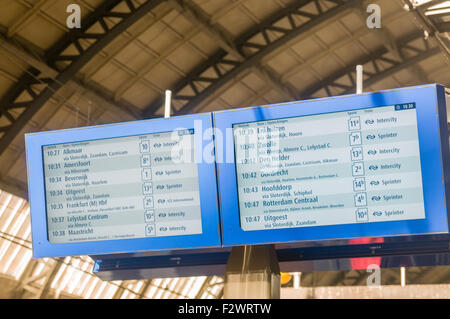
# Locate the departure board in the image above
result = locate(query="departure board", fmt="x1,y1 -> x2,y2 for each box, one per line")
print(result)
42,129 -> 202,244
233,103 -> 426,231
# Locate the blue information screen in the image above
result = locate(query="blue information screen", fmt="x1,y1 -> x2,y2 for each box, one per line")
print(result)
26,113 -> 221,257
215,84 -> 450,246
43,129 -> 203,244
233,103 -> 426,231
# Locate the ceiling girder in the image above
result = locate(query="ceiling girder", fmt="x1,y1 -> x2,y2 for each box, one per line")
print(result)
194,276 -> 214,299
137,280 -> 153,299
168,0 -> 299,101
0,0 -> 164,157
142,0 -> 360,117
300,31 -> 440,98
112,281 -> 128,299
33,258 -> 64,299
13,258 -> 63,299
0,31 -> 141,120
402,0 -> 450,63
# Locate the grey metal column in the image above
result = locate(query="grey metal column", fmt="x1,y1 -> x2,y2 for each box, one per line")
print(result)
223,245 -> 280,299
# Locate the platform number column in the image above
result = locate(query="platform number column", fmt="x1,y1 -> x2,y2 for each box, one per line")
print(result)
140,139 -> 155,237
349,117 -> 368,222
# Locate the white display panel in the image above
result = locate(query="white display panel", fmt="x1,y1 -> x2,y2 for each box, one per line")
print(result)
43,129 -> 202,243
233,104 -> 426,231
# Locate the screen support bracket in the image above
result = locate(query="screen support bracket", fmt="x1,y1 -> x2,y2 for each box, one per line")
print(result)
223,245 -> 280,299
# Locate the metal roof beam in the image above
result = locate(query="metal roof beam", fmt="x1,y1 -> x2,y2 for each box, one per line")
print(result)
168,0 -> 240,60
402,0 -> 450,63
14,258 -> 63,299
356,1 -> 402,60
137,280 -> 153,299
194,276 -> 212,299
300,31 -> 440,98
355,1 -> 431,84
0,0 -> 164,157
143,0 -> 360,117
279,10 -> 408,83
112,281 -> 127,299
0,31 -> 141,120
167,0 -> 299,102
83,4 -> 174,83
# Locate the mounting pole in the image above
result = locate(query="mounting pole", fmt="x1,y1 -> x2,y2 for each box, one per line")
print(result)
356,65 -> 363,94
224,245 -> 280,299
164,90 -> 172,119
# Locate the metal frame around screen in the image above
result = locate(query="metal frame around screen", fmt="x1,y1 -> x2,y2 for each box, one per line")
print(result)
214,84 -> 450,247
26,113 -> 221,257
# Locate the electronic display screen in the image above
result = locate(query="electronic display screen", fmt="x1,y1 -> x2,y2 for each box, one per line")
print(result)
233,103 -> 426,231
42,129 -> 202,244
